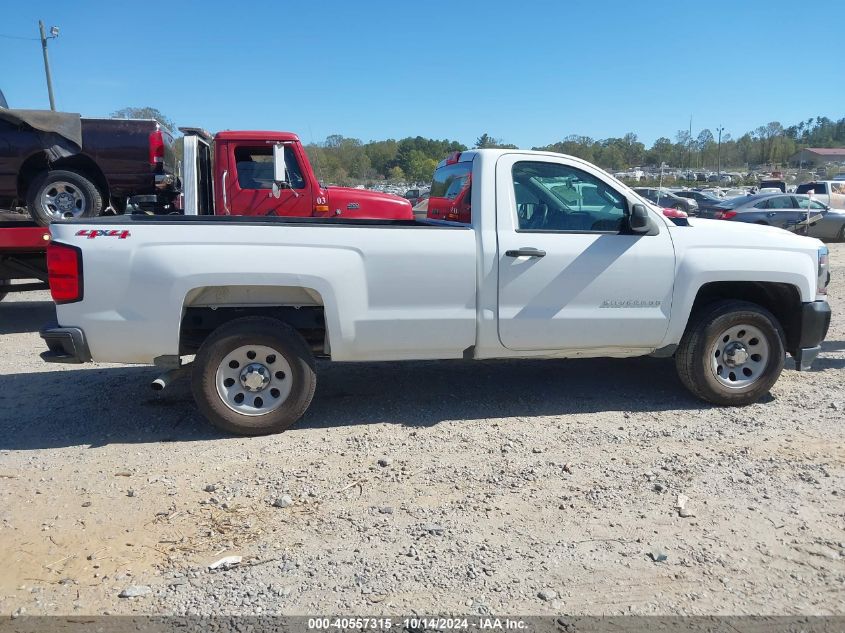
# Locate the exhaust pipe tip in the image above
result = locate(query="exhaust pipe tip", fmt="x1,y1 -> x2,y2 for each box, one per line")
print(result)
150,366 -> 189,392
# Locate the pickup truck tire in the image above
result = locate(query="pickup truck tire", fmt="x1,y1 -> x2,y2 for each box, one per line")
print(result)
26,169 -> 104,226
0,278 -> 8,302
675,300 -> 785,406
192,317 -> 317,435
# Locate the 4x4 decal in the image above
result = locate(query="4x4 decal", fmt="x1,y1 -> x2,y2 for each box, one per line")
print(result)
75,229 -> 131,240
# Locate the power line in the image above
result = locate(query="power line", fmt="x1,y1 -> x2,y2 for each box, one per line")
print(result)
0,33 -> 39,41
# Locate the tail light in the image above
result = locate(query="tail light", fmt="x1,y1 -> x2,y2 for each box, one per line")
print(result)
714,210 -> 737,220
47,242 -> 83,304
149,129 -> 165,168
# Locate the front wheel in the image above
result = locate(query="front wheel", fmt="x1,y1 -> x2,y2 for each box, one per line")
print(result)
191,317 -> 317,435
675,300 -> 785,406
0,278 -> 9,302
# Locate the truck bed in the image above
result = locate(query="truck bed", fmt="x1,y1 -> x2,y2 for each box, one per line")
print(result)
52,213 -> 460,229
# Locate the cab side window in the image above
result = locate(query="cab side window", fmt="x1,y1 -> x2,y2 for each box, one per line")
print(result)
513,161 -> 627,232
234,146 -> 306,190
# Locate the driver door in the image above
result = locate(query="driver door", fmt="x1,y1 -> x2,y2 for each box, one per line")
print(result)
223,142 -> 312,217
496,155 -> 676,351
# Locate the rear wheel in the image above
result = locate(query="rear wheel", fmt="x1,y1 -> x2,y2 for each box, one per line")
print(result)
191,317 -> 317,435
26,169 -> 104,226
676,300 -> 785,406
0,278 -> 9,302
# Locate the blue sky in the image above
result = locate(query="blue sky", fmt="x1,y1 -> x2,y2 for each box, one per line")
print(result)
2,0 -> 842,148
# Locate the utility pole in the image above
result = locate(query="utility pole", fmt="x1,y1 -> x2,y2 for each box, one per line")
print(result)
716,125 -> 725,177
38,20 -> 59,111
687,115 -> 692,170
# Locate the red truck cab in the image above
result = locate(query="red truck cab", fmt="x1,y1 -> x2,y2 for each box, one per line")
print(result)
212,131 -> 412,219
427,152 -> 472,223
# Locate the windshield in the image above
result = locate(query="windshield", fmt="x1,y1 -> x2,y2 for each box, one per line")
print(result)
716,196 -> 751,209
796,183 -> 826,195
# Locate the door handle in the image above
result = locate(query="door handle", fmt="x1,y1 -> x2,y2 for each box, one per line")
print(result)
221,170 -> 230,215
505,248 -> 546,258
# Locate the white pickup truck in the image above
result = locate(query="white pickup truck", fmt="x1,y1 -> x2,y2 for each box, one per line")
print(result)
41,149 -> 832,435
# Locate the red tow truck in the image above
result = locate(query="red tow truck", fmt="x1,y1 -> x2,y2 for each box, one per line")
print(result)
0,128 -> 413,300
0,214 -> 51,300
180,129 -> 412,219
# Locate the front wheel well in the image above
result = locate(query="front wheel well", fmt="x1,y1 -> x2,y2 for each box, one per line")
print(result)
689,281 -> 802,354
180,306 -> 327,357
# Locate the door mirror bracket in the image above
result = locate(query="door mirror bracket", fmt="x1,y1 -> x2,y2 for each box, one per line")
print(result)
272,143 -> 289,199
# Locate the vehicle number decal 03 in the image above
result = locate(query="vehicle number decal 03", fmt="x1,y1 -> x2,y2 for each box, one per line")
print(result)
75,229 -> 131,240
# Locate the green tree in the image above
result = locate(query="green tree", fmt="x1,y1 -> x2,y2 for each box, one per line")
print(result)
646,137 -> 673,166
406,150 -> 438,183
474,133 -> 518,149
387,165 -> 405,181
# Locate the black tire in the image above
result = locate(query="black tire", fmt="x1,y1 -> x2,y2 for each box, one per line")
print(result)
191,317 -> 317,435
26,169 -> 104,226
0,278 -> 9,302
675,300 -> 785,406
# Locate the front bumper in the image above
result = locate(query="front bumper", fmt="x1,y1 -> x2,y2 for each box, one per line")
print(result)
792,300 -> 832,371
40,326 -> 92,364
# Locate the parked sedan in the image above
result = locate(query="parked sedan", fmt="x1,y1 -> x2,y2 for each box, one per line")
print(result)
704,193 -> 845,241
633,187 -> 699,215
673,190 -> 724,213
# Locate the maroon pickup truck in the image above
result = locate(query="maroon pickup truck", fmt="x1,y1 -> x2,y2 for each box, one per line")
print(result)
0,108 -> 178,225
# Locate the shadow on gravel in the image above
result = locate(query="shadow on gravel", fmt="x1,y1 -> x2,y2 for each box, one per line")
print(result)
0,355 -> 724,449
0,365 -> 224,450
297,355 -> 715,430
821,340 -> 845,352
0,299 -> 55,335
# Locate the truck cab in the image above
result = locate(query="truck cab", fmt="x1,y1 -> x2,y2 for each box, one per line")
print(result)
795,181 -> 845,210
183,130 -> 412,220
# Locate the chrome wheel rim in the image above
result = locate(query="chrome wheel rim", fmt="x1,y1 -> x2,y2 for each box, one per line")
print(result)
215,344 -> 292,416
709,324 -> 770,389
41,181 -> 87,220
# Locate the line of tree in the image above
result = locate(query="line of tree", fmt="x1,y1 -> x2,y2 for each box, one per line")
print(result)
112,106 -> 845,184
306,118 -> 845,183
535,117 -> 845,173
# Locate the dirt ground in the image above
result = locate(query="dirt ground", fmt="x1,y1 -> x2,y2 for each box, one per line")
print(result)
0,245 -> 842,617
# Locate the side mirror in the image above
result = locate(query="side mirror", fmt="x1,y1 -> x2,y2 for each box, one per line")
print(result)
628,203 -> 652,234
272,143 -> 288,199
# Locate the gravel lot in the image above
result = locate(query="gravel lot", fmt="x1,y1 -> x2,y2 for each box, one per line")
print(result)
0,245 -> 843,618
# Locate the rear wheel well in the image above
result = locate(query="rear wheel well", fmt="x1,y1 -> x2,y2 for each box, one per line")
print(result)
180,306 -> 327,357
690,281 -> 802,354
18,153 -> 109,205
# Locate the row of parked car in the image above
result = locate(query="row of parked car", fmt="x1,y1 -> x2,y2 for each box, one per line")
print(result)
630,184 -> 845,241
